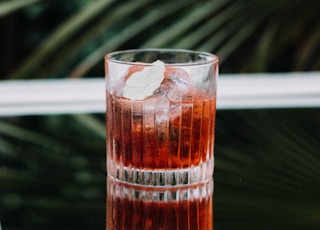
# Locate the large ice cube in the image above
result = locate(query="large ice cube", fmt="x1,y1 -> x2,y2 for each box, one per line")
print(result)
122,60 -> 165,100
164,67 -> 194,101
122,61 -> 194,101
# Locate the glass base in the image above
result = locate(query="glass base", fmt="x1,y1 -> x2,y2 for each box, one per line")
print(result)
107,159 -> 213,186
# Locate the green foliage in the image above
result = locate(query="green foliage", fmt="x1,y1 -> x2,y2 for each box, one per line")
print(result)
0,0 -> 43,17
0,114 -> 106,229
1,109 -> 320,229
215,108 -> 320,229
1,1 -> 320,229
1,0 -> 319,78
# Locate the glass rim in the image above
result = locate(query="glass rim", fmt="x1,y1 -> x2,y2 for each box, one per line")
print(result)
105,48 -> 219,66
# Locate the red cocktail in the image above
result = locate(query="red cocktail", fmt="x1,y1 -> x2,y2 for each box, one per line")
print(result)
106,176 -> 214,230
105,49 -> 218,186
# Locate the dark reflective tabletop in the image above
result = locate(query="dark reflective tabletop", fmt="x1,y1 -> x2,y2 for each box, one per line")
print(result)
1,108 -> 320,229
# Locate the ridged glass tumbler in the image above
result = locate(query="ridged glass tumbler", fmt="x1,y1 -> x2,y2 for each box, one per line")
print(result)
105,49 -> 218,186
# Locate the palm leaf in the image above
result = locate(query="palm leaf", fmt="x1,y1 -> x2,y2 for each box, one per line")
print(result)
8,0 -> 115,79
0,115 -> 105,229
0,0 -> 43,17
67,0 -> 198,78
4,0 -> 320,78
1,108 -> 320,229
215,108 -> 320,229
141,0 -> 232,48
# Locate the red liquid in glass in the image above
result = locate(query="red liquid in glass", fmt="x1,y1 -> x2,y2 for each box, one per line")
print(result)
106,65 -> 216,185
107,177 -> 214,230
106,94 -> 216,169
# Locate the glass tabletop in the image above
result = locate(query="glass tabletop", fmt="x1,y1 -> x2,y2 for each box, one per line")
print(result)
1,107 -> 319,230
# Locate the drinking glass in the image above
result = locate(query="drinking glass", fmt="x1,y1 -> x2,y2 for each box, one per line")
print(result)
105,49 -> 218,186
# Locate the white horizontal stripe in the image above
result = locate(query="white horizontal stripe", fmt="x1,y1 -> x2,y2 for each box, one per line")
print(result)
0,72 -> 319,116
217,72 -> 320,109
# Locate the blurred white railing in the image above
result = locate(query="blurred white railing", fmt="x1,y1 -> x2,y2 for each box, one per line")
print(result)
0,72 -> 319,116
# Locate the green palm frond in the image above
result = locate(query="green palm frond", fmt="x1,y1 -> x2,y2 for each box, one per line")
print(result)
3,0 -> 320,79
0,0 -> 43,17
7,0 -> 115,78
215,108 -> 320,229
1,109 -> 320,229
140,0 -> 231,48
0,114 -> 105,229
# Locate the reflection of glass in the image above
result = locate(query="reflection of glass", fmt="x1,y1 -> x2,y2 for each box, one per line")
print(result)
105,49 -> 219,186
106,176 -> 214,230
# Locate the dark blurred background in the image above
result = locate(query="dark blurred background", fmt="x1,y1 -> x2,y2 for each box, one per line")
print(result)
1,0 -> 319,79
1,1 -> 320,230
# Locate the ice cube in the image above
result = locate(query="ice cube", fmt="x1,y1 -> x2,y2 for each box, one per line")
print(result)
149,67 -> 194,101
122,60 -> 165,100
164,67 -> 194,101
150,77 -> 175,98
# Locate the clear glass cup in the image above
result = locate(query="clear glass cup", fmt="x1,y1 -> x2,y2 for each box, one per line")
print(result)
105,49 -> 219,186
106,176 -> 214,230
